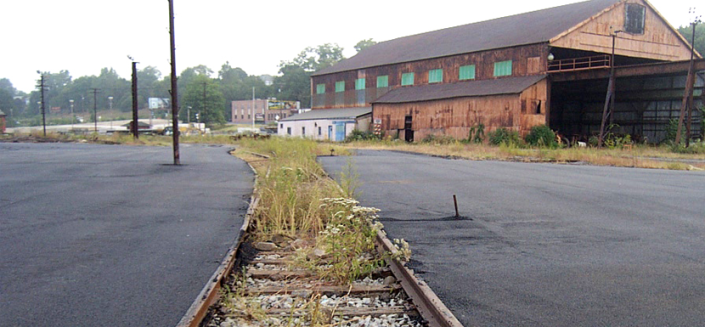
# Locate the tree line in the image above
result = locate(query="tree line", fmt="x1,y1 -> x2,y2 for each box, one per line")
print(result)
0,39 -> 377,128
2,24 -> 701,128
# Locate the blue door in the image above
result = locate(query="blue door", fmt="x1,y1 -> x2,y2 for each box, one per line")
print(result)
335,123 -> 345,141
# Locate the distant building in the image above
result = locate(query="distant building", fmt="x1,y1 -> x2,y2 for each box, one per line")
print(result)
278,107 -> 371,141
231,99 -> 301,124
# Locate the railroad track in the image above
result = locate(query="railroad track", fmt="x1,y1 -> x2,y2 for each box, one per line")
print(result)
177,155 -> 461,327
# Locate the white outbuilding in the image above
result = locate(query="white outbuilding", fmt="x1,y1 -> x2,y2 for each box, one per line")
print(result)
277,107 -> 371,141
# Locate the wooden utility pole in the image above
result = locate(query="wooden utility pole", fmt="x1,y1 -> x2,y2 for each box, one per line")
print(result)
675,10 -> 701,147
168,0 -> 180,165
202,81 -> 207,125
90,88 -> 100,132
37,73 -> 47,136
599,30 -> 621,147
131,60 -> 139,139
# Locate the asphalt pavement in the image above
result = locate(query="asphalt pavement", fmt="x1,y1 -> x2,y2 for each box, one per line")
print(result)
0,143 -> 253,326
320,150 -> 705,326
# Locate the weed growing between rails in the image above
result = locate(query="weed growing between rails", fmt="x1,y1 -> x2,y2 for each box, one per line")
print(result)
236,138 -> 346,237
231,138 -> 410,271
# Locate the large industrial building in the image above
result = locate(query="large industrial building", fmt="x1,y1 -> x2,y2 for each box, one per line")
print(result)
310,0 -> 704,143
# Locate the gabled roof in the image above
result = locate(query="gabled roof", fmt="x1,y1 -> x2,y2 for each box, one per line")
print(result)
373,75 -> 547,104
281,107 -> 372,122
313,0 -> 620,77
0,109 -> 5,116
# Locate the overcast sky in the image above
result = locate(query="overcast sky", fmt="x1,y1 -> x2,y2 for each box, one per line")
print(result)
1,0 -> 697,94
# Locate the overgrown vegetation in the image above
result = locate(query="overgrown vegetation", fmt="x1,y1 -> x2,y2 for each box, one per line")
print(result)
488,127 -> 522,146
233,138 -> 407,283
468,123 -> 485,143
524,124 -> 557,148
345,129 -> 379,142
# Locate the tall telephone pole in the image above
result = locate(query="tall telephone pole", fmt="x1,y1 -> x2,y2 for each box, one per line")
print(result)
36,72 -> 47,136
202,81 -> 207,126
90,88 -> 100,132
675,9 -> 701,147
129,56 -> 139,139
168,0 -> 180,165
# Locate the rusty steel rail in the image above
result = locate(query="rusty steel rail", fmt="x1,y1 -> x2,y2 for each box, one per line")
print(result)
176,196 -> 258,327
179,152 -> 462,327
177,150 -> 260,327
376,231 -> 463,327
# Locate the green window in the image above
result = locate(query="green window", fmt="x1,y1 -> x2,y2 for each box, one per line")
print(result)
355,78 -> 366,90
494,60 -> 513,77
335,81 -> 345,93
459,65 -> 476,80
428,69 -> 443,83
377,75 -> 389,88
316,83 -> 325,94
401,73 -> 414,86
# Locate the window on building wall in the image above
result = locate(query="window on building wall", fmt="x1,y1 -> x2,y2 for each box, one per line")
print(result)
335,81 -> 345,93
493,60 -> 512,77
318,126 -> 322,136
355,78 -> 366,90
625,3 -> 645,34
248,114 -> 251,119
316,83 -> 326,94
459,65 -> 476,80
302,127 -> 306,135
428,69 -> 443,83
401,73 -> 414,86
377,75 -> 389,88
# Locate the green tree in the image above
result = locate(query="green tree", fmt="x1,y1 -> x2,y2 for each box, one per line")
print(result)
178,65 -> 214,105
678,23 -> 705,57
275,43 -> 346,108
354,38 -> 377,53
181,75 -> 225,126
0,78 -> 16,95
0,88 -> 13,117
136,66 -> 165,109
274,64 -> 311,107
218,62 -> 247,84
286,43 -> 345,72
94,68 -> 130,112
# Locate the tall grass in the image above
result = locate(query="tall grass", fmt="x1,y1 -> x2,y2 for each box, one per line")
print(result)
236,138 -> 344,237
340,139 -> 705,170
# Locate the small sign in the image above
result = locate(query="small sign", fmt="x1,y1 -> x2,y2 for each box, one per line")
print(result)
373,118 -> 382,124
51,107 -> 61,113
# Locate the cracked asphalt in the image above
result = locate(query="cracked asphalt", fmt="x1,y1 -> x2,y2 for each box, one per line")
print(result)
320,150 -> 705,326
0,143 -> 253,327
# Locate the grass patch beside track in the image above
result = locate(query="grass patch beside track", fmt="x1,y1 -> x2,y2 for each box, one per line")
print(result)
3,131 -> 703,171
340,140 -> 705,171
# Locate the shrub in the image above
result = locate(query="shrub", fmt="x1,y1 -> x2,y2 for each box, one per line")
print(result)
422,134 -> 457,144
488,127 -> 521,146
467,123 -> 485,143
664,118 -> 682,145
345,129 -> 379,142
525,124 -> 557,148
